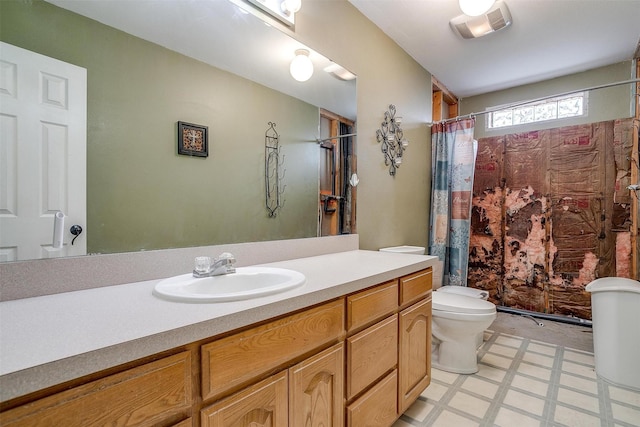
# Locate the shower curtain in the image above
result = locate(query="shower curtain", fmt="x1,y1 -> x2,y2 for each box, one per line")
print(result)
429,118 -> 477,286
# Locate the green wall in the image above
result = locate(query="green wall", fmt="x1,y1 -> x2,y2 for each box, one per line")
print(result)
1,0 -> 436,255
293,0 -> 434,251
461,61 -> 635,139
1,0 -> 319,254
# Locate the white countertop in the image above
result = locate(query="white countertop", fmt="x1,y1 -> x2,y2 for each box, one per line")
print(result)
0,250 -> 436,402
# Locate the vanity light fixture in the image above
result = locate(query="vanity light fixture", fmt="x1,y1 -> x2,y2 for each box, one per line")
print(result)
290,49 -> 313,82
241,0 -> 298,27
324,62 -> 356,81
459,0 -> 495,16
281,0 -> 301,15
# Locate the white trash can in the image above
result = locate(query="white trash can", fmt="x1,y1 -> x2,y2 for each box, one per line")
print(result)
586,277 -> 640,391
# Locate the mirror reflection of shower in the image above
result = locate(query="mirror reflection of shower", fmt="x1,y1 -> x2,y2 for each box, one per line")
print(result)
318,110 -> 356,237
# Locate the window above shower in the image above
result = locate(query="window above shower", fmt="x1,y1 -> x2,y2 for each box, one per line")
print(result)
487,92 -> 588,129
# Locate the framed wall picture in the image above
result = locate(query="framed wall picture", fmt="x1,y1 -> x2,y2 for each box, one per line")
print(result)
178,121 -> 208,157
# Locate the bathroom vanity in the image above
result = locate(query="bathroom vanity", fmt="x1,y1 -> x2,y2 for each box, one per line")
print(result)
0,249 -> 435,426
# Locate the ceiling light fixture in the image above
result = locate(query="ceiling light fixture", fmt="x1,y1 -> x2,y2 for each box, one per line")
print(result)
450,0 -> 512,39
290,49 -> 313,82
459,0 -> 495,16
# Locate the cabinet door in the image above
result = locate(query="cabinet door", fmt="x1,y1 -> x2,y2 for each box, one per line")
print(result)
398,297 -> 432,413
289,343 -> 344,427
201,370 -> 288,427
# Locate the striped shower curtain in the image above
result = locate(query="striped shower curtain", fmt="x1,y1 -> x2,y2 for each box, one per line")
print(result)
429,118 -> 477,286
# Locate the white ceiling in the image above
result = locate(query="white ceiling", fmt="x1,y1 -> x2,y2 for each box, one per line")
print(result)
44,0 -> 639,108
349,0 -> 640,98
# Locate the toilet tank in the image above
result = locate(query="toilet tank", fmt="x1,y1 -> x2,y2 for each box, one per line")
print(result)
379,246 -> 425,255
379,246 -> 443,289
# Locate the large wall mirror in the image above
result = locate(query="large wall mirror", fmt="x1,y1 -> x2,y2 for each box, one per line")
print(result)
0,0 -> 357,262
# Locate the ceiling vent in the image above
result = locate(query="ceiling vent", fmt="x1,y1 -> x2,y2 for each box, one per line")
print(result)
450,0 -> 512,39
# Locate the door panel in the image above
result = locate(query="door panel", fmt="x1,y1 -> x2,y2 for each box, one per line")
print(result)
0,42 -> 86,261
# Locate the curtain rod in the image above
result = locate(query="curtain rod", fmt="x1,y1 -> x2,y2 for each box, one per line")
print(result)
316,133 -> 357,143
427,78 -> 640,126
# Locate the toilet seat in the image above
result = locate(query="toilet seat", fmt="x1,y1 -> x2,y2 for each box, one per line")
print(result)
432,292 -> 495,314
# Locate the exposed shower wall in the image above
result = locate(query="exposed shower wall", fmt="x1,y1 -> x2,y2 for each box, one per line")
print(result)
469,118 -> 635,320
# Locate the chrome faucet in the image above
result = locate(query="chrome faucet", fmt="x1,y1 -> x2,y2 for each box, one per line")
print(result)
193,252 -> 236,277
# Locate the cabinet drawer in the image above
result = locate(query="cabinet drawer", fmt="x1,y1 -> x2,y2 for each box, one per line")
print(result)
346,314 -> 398,400
201,370 -> 288,427
399,268 -> 432,307
346,370 -> 398,427
347,280 -> 398,333
0,352 -> 192,427
202,299 -> 345,401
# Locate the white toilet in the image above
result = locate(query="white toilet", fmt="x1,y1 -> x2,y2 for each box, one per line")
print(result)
378,245 -> 497,374
431,292 -> 496,374
436,286 -> 490,348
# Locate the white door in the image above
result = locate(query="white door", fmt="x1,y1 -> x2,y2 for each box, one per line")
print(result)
0,42 -> 87,261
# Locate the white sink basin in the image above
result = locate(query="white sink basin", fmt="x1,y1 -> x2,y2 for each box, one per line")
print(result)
152,267 -> 306,303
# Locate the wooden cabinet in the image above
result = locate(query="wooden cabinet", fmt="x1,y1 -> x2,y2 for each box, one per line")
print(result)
1,267 -> 432,427
398,297 -> 432,413
289,343 -> 344,427
201,299 -> 344,402
201,371 -> 288,427
345,268 -> 433,427
202,343 -> 345,427
0,352 -> 192,427
397,269 -> 433,414
345,281 -> 398,427
200,300 -> 345,427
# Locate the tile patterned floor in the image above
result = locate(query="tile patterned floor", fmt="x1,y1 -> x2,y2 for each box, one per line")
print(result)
394,330 -> 640,427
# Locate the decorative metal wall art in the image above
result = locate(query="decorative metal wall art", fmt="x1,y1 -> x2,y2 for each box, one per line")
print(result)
264,122 -> 286,217
376,104 -> 409,176
177,121 -> 208,157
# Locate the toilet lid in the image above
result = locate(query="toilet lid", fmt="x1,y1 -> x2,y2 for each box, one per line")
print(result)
436,286 -> 489,299
432,292 -> 496,314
